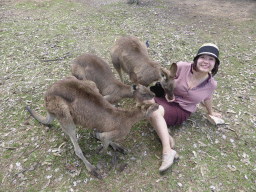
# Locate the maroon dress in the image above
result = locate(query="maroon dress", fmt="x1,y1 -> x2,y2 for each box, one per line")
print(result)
154,97 -> 191,126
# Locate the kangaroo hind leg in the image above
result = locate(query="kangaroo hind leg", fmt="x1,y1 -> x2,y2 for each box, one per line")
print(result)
59,119 -> 101,179
56,103 -> 101,179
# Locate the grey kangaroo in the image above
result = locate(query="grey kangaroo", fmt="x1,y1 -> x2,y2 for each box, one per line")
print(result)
71,53 -> 134,104
25,75 -> 158,179
110,35 -> 177,101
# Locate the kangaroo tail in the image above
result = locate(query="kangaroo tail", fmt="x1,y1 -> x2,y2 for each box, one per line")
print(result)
25,106 -> 55,125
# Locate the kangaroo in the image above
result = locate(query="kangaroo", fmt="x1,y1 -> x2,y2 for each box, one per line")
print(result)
110,35 -> 177,101
25,75 -> 158,179
71,53 -> 134,104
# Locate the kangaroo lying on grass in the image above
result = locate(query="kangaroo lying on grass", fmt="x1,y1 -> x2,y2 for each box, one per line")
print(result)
71,53 -> 134,104
25,75 -> 159,179
110,35 -> 177,101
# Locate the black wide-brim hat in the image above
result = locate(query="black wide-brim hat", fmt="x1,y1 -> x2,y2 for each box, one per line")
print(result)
193,43 -> 220,65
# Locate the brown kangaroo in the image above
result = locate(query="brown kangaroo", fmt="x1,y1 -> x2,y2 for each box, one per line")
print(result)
71,53 -> 134,104
25,75 -> 158,179
110,35 -> 177,101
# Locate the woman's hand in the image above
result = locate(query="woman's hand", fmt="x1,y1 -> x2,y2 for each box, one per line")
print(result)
204,98 -> 222,118
209,111 -> 222,119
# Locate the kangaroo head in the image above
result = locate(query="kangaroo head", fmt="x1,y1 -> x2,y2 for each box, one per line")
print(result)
130,72 -> 155,106
159,63 -> 177,101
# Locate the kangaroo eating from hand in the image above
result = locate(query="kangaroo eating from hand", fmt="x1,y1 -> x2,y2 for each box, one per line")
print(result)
25,75 -> 158,179
71,53 -> 134,104
110,35 -> 177,101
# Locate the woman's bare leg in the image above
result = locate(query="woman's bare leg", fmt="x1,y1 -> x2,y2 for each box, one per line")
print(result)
148,105 -> 177,171
148,105 -> 172,154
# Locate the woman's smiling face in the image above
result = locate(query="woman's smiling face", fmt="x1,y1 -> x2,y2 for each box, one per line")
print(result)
196,54 -> 216,73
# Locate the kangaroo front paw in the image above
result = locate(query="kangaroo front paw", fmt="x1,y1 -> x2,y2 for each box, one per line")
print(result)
95,132 -> 102,140
109,141 -> 126,154
91,167 -> 102,179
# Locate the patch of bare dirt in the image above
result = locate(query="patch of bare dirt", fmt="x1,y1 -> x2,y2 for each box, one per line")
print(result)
2,0 -> 50,5
71,0 -> 256,22
170,0 -> 256,22
3,0 -> 256,22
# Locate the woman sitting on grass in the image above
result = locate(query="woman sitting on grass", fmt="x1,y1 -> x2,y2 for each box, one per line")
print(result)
148,43 -> 222,172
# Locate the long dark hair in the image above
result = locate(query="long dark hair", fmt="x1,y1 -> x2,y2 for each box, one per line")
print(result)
192,56 -> 219,76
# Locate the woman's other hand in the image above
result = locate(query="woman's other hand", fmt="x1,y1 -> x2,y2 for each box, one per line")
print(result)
209,111 -> 222,119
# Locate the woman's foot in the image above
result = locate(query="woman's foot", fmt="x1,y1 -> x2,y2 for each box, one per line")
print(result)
159,149 -> 177,172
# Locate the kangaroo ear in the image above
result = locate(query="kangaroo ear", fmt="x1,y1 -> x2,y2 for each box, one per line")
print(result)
169,63 -> 177,78
160,68 -> 169,80
130,72 -> 138,83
